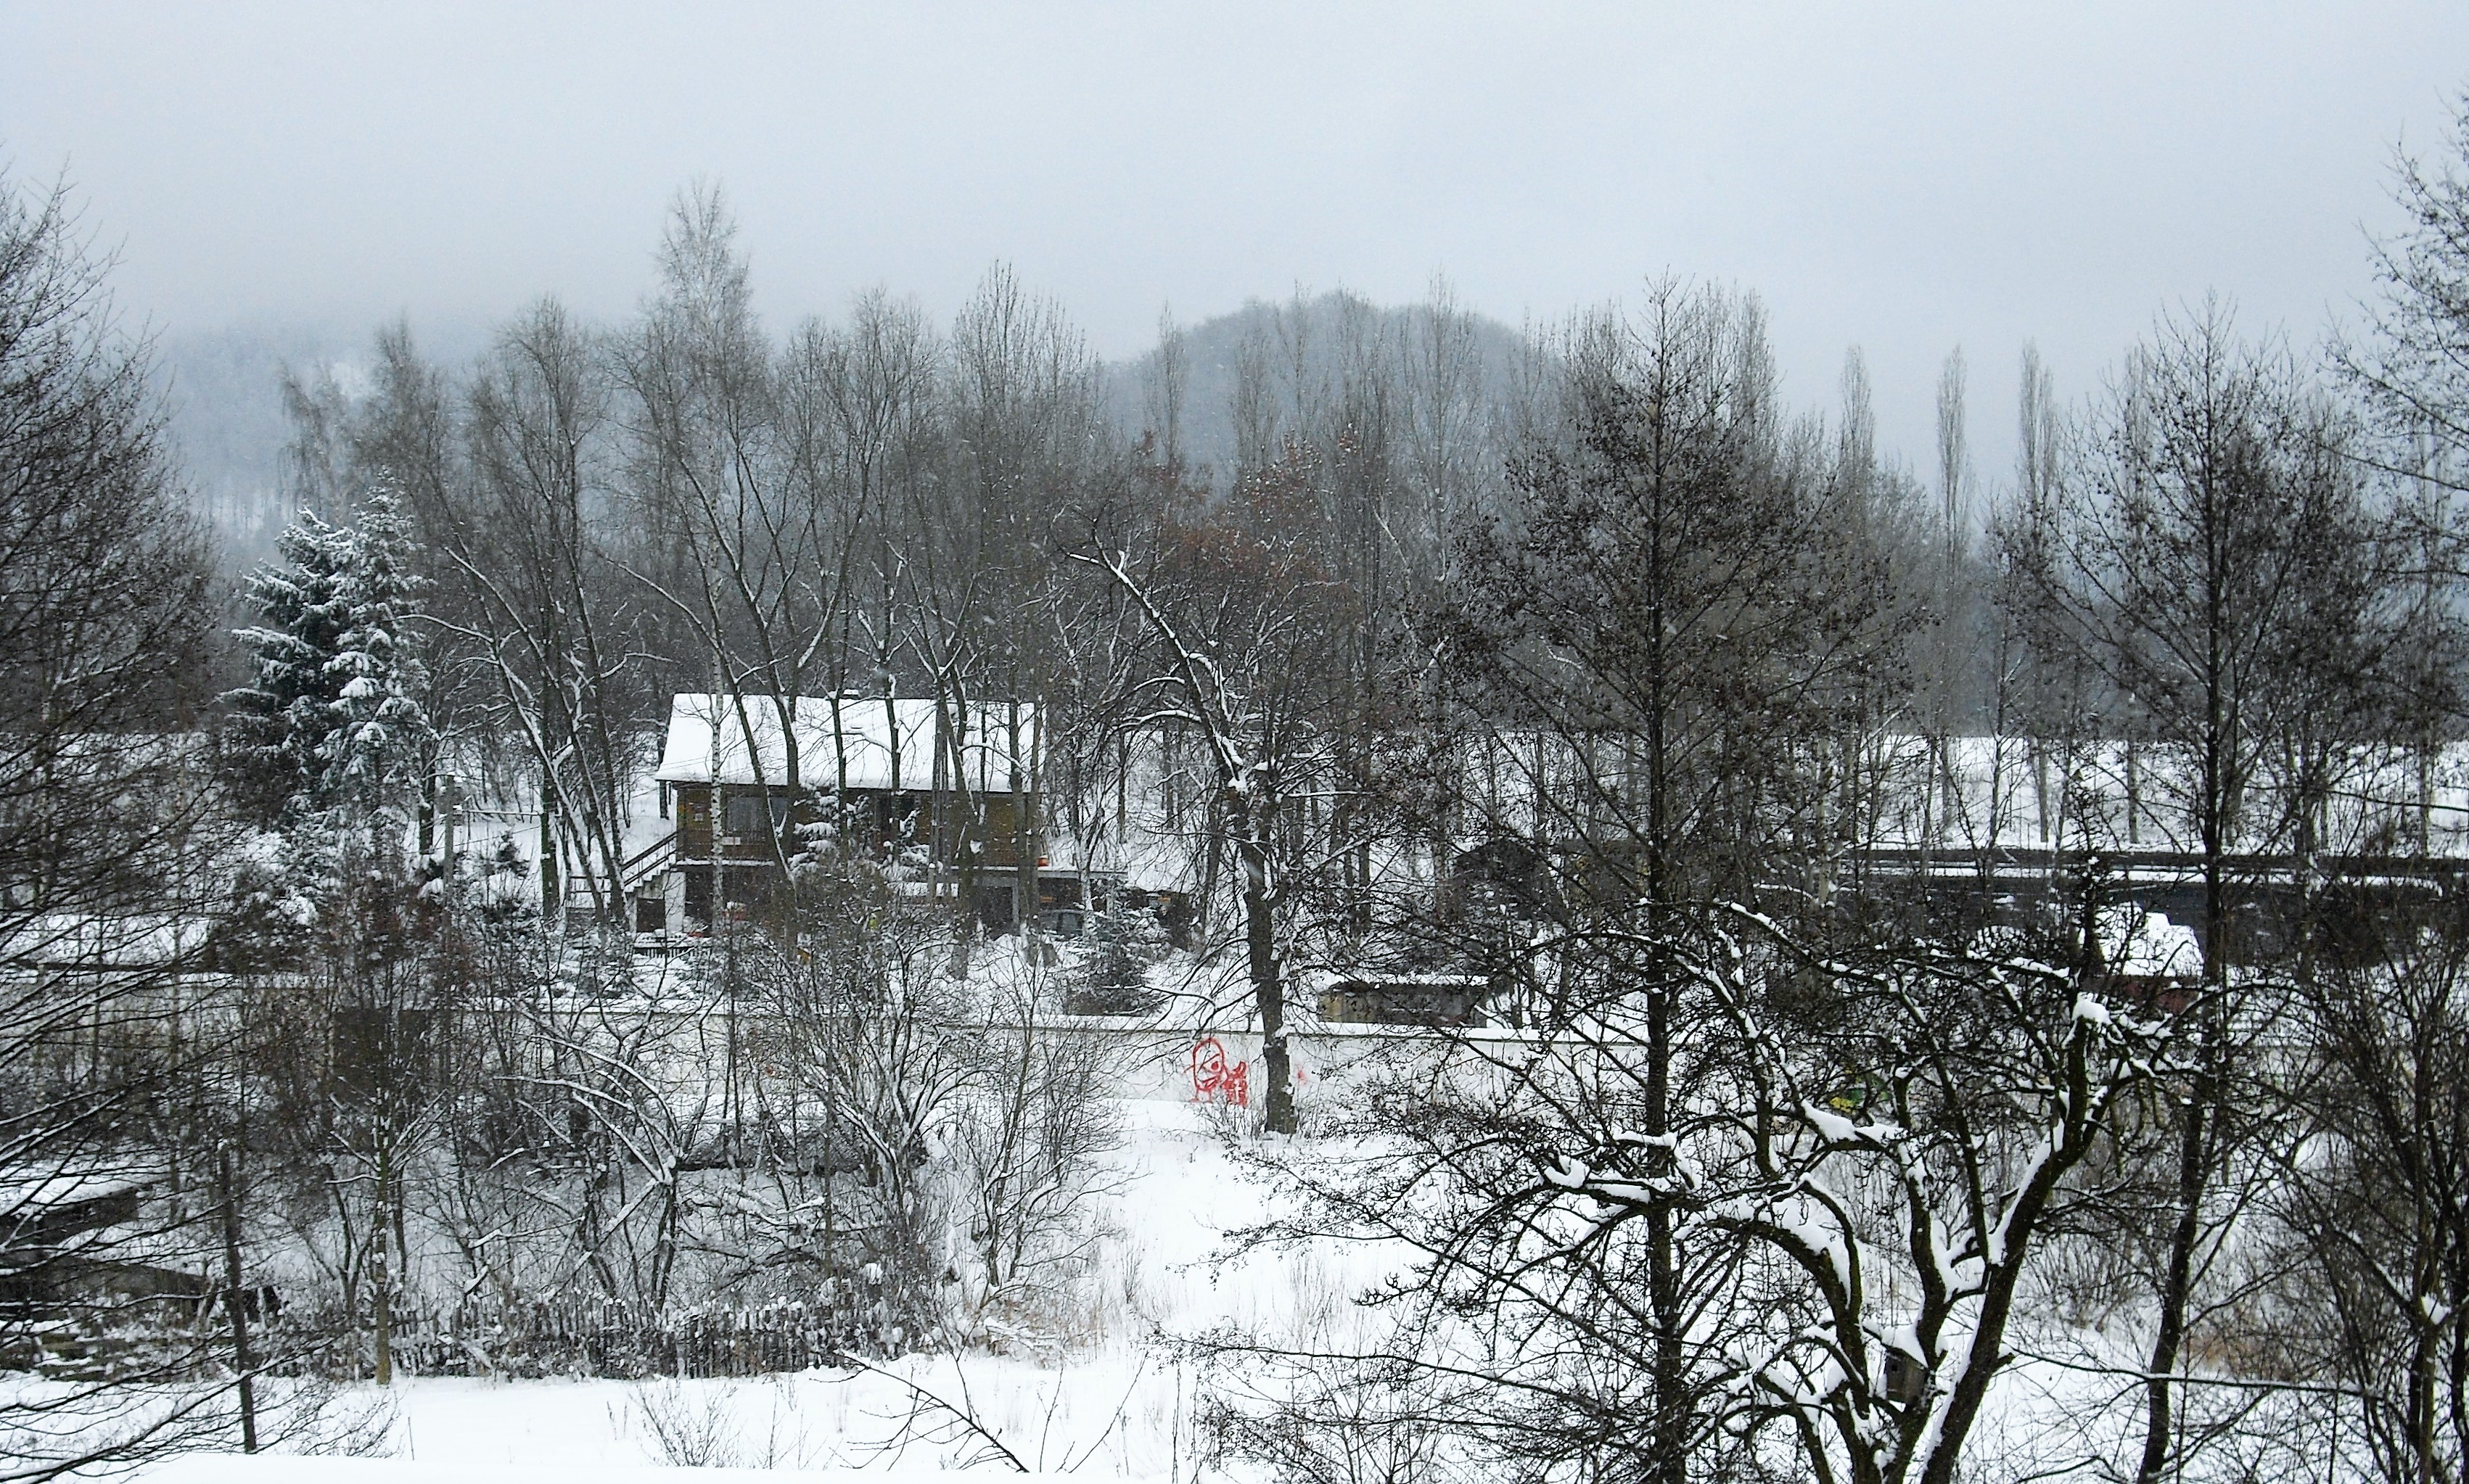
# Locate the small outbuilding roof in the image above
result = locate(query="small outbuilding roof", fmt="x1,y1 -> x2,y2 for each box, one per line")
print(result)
653,693 -> 1039,793
2100,907 -> 2203,980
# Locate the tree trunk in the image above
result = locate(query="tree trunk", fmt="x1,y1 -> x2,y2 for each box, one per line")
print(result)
1012,700 -> 1039,946
218,1142 -> 258,1452
371,1246 -> 393,1387
2137,1042 -> 2209,1484
1242,830 -> 1293,1135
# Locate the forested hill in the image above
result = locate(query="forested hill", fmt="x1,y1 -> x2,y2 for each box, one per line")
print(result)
154,318 -> 476,572
1098,290 -> 1530,477
152,323 -> 337,566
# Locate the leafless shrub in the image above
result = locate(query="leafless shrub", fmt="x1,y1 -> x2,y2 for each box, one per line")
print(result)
949,971 -> 1125,1348
625,1377 -> 741,1468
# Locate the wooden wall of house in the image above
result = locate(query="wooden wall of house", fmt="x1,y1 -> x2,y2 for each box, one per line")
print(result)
677,786 -> 712,858
670,783 -> 1031,867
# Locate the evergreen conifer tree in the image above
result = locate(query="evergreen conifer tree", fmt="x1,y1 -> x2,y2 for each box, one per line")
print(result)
229,490 -> 434,838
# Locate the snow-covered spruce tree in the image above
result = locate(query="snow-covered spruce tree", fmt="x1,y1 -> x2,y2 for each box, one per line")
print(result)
229,490 -> 435,844
227,513 -> 352,824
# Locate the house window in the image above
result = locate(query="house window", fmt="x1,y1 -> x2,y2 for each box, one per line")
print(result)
723,793 -> 790,839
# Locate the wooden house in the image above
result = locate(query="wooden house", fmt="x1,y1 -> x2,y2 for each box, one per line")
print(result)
637,693 -> 1051,935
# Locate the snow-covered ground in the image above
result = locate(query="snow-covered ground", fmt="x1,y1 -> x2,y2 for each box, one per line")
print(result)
112,1101 -> 1363,1481
40,1087 -> 2242,1483
49,1008 -> 2175,1481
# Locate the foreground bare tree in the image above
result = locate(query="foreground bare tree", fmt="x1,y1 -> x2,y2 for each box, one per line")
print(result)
0,165 -> 244,1480
2007,301 -> 2394,1484
1416,282 -> 1905,1482
1216,897 -> 2166,1484
444,301 -> 650,933
2267,893 -> 2469,1484
620,186 -> 850,883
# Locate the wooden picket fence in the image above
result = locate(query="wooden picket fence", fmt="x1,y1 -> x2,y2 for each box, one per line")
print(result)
385,1295 -> 868,1379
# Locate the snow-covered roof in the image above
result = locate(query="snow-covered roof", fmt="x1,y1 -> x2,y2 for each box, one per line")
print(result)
2100,908 -> 2203,980
652,693 -> 1039,793
0,1160 -> 155,1213
1450,729 -> 2469,862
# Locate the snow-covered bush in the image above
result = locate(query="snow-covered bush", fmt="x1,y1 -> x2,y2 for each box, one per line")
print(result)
1064,907 -> 1169,1016
948,967 -> 1125,1348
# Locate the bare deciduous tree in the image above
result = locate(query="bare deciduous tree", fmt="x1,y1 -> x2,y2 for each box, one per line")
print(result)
0,164 -> 245,1481
2008,300 -> 2394,1484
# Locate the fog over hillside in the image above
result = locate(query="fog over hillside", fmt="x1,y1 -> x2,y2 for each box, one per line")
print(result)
1099,292 -> 1532,476
152,324 -> 346,561
153,321 -> 496,569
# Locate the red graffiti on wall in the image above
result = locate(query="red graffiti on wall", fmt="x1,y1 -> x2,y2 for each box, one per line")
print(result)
1190,1036 -> 1251,1105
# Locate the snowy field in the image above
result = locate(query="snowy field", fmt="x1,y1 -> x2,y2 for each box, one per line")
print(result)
96,1101 -> 1375,1482
20,1025 -> 2280,1483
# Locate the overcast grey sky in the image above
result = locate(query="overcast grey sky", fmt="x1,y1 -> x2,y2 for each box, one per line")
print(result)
7,1 -> 2468,482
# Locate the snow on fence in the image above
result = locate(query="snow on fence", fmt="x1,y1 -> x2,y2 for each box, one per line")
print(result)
37,1295 -> 934,1384
373,1297 -> 869,1380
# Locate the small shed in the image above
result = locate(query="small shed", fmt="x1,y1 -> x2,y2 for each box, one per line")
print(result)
1319,973 -> 1492,1029
2099,907 -> 2203,1011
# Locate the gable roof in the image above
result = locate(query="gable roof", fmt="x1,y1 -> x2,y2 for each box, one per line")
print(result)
653,693 -> 1039,793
